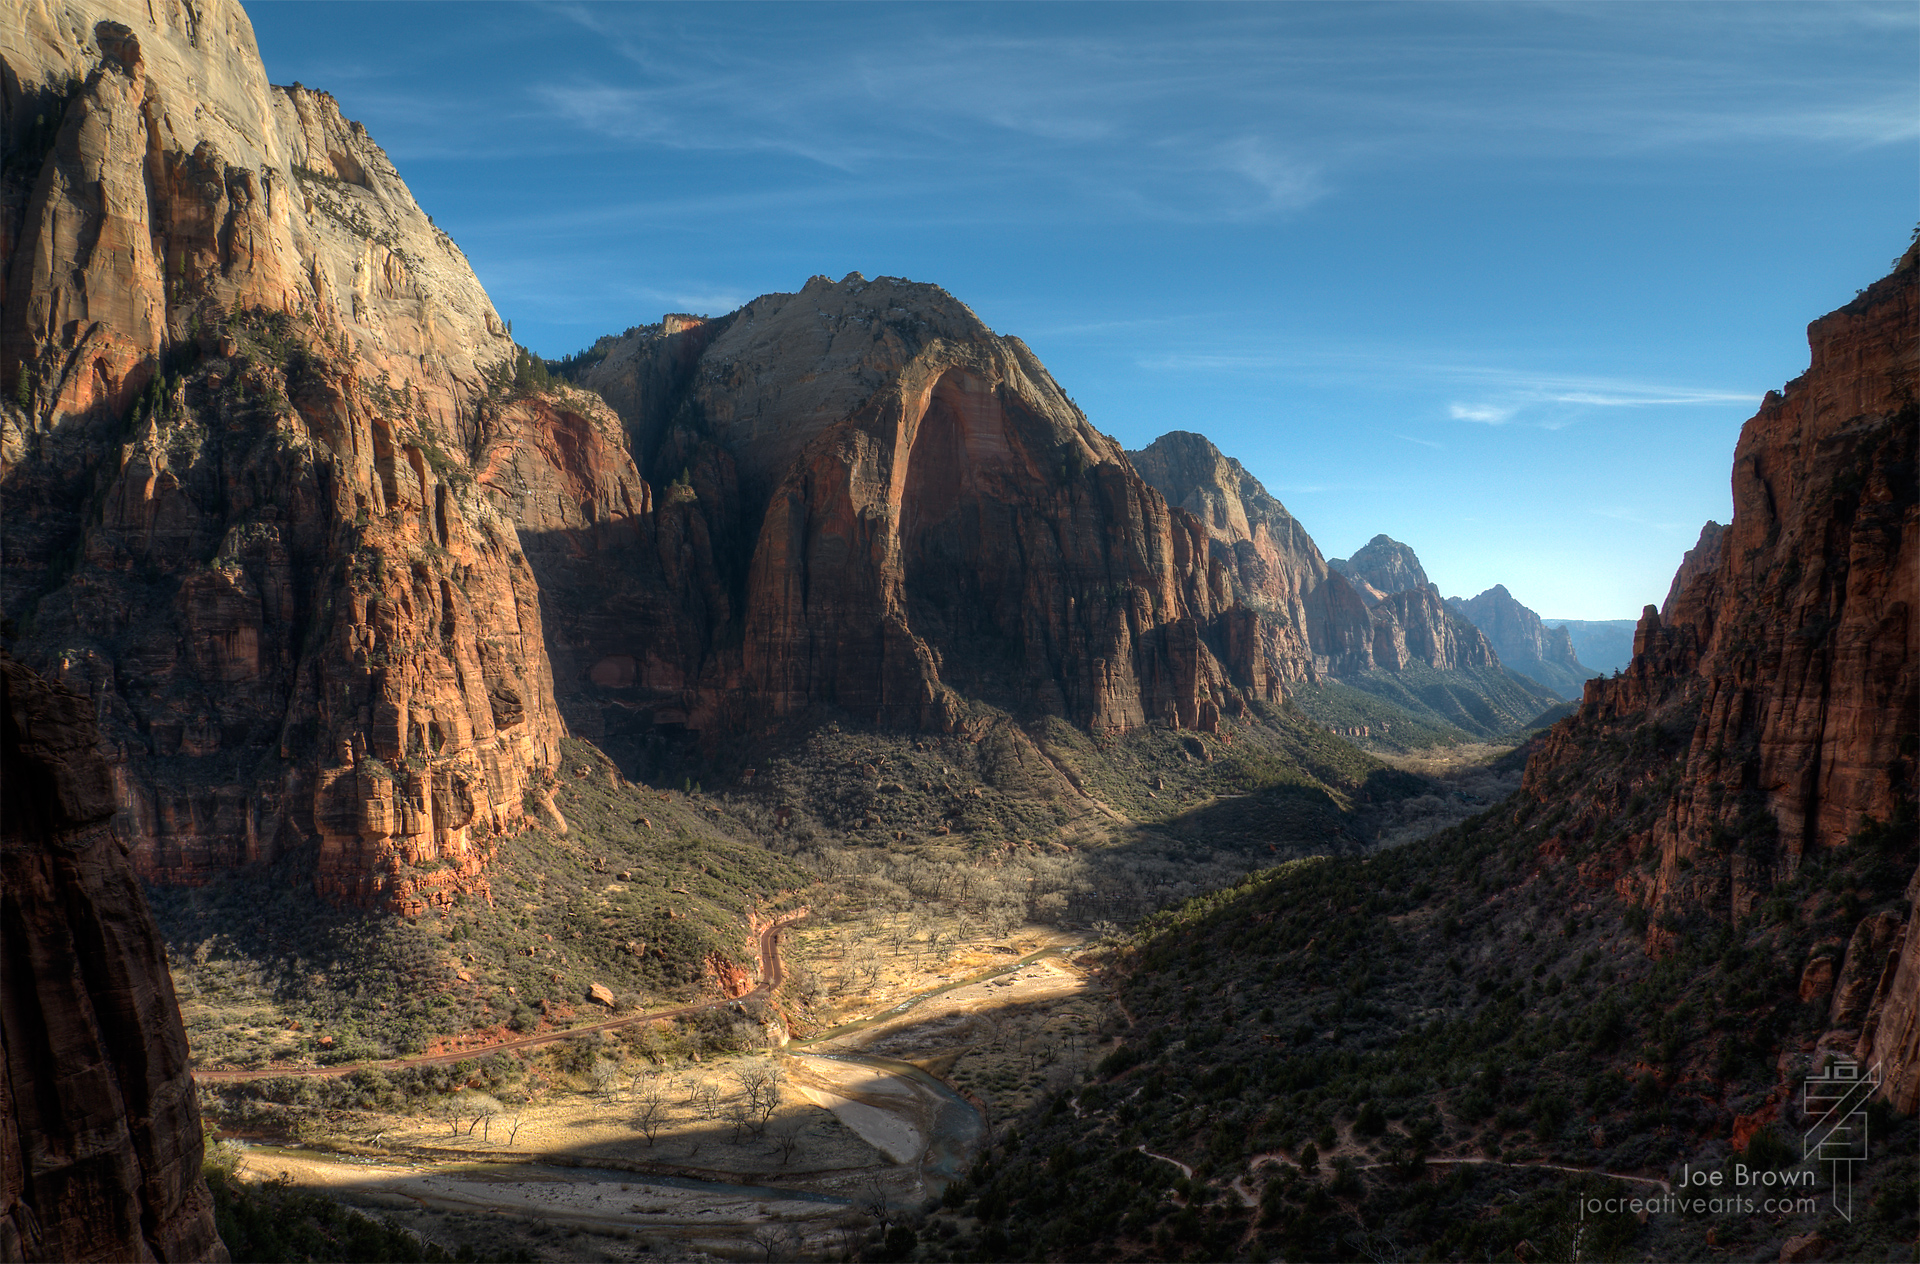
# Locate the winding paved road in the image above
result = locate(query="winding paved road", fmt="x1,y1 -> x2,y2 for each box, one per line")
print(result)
196,912 -> 806,1083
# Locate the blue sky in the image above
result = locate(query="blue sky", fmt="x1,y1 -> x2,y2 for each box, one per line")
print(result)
250,2 -> 1915,620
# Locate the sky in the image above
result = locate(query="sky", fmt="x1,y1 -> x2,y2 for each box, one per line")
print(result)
248,2 -> 1916,620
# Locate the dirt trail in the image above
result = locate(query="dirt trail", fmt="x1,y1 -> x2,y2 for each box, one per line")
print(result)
196,913 -> 806,1083
1138,1146 -> 1192,1180
1026,741 -> 1129,824
1225,1151 -> 1673,1208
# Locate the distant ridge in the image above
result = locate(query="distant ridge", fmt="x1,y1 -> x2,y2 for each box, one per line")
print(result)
1448,585 -> 1597,700
1541,618 -> 1638,676
1129,436 -> 1561,742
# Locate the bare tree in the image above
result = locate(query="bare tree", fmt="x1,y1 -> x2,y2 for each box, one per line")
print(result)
462,1093 -> 504,1140
689,1080 -> 722,1120
733,1065 -> 782,1126
444,1090 -> 497,1138
848,943 -> 883,991
768,1119 -> 805,1166
588,1056 -> 621,1098
859,1176 -> 895,1236
751,1220 -> 807,1262
631,1077 -> 669,1146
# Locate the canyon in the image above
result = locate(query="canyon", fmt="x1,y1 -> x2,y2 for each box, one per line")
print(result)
1129,437 -> 1488,680
2,2 -> 1558,921
0,2 -> 1915,1260
955,245 -> 1918,1264
1125,435 -> 1561,738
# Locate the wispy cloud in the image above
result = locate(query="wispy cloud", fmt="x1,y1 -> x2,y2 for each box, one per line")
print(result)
1395,433 -> 1445,449
1550,389 -> 1756,407
1443,373 -> 1757,430
626,285 -> 751,316
516,1 -> 1916,227
1143,345 -> 1755,414
1215,136 -> 1326,214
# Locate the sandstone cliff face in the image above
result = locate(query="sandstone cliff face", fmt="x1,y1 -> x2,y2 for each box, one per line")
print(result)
1124,443 -> 1509,685
1866,874 -> 1920,1113
1321,536 -> 1501,675
2,653 -> 225,1263
571,274 -> 1259,741
1127,430 -> 1332,683
1522,247 -> 1918,1108
1,5 -> 582,909
1449,584 -> 1593,700
1661,521 -> 1725,622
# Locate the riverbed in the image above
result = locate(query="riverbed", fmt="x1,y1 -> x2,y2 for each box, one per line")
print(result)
226,935 -> 1106,1259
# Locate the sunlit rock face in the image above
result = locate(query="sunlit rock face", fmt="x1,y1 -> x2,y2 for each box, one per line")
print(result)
1128,441 -> 1502,682
571,274 -> 1265,742
1521,246 -> 1919,1110
0,3 -> 613,910
0,3 -> 1259,908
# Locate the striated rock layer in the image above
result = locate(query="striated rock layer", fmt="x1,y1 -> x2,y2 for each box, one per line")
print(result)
1,653 -> 226,1262
0,3 -> 599,909
566,275 -> 1266,744
1523,247 -> 1919,1109
1126,440 -> 1510,683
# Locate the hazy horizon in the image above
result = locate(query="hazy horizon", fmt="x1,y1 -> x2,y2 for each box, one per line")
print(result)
249,1 -> 1915,620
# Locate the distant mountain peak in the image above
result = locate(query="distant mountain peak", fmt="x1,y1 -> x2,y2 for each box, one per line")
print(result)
1128,431 -> 1310,550
1450,584 -> 1594,700
1329,534 -> 1430,597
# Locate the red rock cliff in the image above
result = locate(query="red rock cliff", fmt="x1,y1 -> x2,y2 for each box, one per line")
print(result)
1523,245 -> 1919,1108
2,653 -> 226,1262
1127,437 -> 1510,685
0,5 -> 593,909
568,274 -> 1258,743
